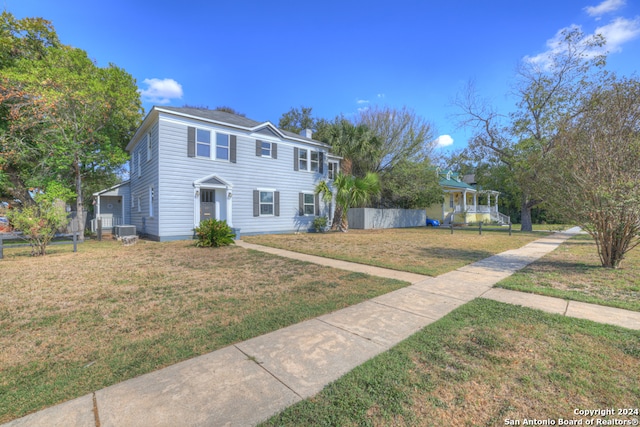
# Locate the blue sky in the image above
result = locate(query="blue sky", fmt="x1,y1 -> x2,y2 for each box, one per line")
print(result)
5,0 -> 640,152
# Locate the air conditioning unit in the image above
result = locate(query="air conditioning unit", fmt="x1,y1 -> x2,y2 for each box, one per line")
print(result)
115,225 -> 136,238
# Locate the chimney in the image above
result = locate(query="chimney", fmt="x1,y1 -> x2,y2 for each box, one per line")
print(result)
300,128 -> 313,138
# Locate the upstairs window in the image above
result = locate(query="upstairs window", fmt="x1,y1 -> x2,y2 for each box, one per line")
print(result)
328,161 -> 339,179
196,129 -> 211,158
310,151 -> 319,172
298,149 -> 308,171
216,133 -> 229,161
261,141 -> 272,157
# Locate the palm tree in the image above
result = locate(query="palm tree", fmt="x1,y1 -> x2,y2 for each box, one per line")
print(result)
317,172 -> 380,232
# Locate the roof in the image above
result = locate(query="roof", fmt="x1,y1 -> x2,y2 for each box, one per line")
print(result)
126,106 -> 330,151
93,180 -> 130,197
438,169 -> 476,191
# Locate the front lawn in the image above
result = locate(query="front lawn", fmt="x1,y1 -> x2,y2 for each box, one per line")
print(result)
496,233 -> 640,312
261,299 -> 640,426
0,240 -> 407,423
243,227 -> 548,276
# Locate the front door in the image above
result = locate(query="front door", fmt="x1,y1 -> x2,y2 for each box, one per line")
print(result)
200,189 -> 215,222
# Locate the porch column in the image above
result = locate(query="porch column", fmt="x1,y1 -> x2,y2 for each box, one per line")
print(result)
96,196 -> 101,218
487,193 -> 491,211
494,194 -> 499,212
462,190 -> 467,211
473,193 -> 477,210
226,188 -> 233,227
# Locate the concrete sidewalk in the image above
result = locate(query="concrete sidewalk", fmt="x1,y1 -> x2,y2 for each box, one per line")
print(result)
5,227 -> 640,427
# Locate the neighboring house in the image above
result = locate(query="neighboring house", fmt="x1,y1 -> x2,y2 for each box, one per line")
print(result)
425,169 -> 509,225
92,106 -> 340,241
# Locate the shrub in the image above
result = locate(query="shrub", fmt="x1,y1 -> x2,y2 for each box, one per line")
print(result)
312,216 -> 328,233
194,219 -> 236,247
6,182 -> 73,256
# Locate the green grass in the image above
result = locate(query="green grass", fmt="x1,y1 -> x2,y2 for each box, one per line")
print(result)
260,299 -> 640,426
0,240 -> 407,423
243,227 -> 548,276
496,233 -> 640,312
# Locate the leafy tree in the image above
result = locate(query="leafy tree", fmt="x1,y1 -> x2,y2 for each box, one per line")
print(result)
1,13 -> 143,238
379,159 -> 442,209
1,12 -> 60,205
541,75 -> 640,268
316,172 -> 380,232
456,28 -> 606,231
6,181 -> 73,256
278,106 -> 317,134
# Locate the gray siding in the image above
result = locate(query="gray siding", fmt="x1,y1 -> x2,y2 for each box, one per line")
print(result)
129,123 -> 160,239
145,113 -> 331,240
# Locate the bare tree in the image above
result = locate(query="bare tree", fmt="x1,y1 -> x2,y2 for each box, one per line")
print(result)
455,28 -> 606,231
355,105 -> 436,173
542,76 -> 640,268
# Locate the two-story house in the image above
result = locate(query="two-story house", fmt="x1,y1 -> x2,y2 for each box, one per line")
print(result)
92,106 -> 340,241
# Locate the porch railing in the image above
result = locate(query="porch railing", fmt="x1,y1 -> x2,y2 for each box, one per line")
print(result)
90,216 -> 123,232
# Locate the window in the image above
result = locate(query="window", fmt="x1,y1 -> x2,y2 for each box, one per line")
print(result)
328,161 -> 339,179
261,141 -> 271,157
196,129 -> 211,157
137,196 -> 141,213
302,193 -> 315,215
149,187 -> 155,217
259,191 -> 274,216
146,132 -> 152,161
449,194 -> 454,208
296,148 -> 322,172
216,133 -> 229,160
310,151 -> 319,172
298,149 -> 308,171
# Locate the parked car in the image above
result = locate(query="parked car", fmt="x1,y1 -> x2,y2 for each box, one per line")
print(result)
425,217 -> 440,227
0,216 -> 11,233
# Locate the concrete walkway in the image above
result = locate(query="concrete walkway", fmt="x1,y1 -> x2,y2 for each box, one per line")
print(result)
5,227 -> 640,427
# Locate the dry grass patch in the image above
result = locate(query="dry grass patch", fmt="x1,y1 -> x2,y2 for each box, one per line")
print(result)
497,233 -> 640,311
0,239 -> 406,423
261,299 -> 640,427
243,227 -> 545,276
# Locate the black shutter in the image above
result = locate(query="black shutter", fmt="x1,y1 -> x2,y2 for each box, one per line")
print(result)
319,152 -> 324,174
274,191 -> 280,216
299,193 -> 304,215
253,190 -> 259,217
187,127 -> 195,157
293,148 -> 299,171
272,143 -> 277,159
315,193 -> 320,216
230,135 -> 237,163
256,140 -> 261,156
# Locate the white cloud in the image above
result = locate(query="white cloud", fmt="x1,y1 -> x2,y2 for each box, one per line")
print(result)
585,0 -> 625,18
377,93 -> 385,99
524,16 -> 640,68
139,78 -> 183,104
595,17 -> 640,52
434,135 -> 454,148
356,99 -> 370,104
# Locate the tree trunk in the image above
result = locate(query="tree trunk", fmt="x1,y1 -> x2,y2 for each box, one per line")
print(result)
520,194 -> 535,232
74,159 -> 85,241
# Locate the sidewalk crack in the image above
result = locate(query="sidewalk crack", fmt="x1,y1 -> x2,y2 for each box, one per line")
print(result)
92,392 -> 101,427
234,345 -> 303,399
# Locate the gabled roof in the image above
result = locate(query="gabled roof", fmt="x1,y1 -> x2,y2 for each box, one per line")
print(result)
438,169 -> 476,191
92,180 -> 130,197
126,106 -> 330,151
